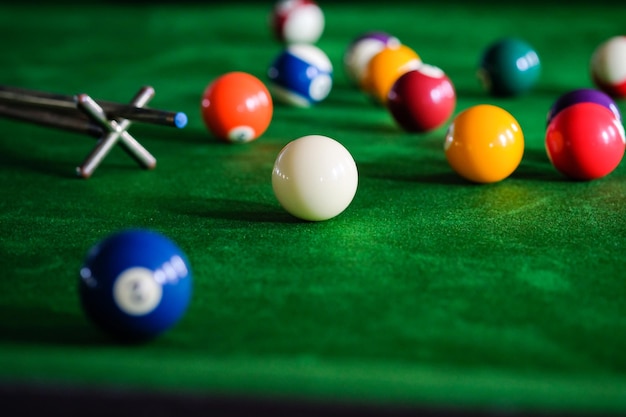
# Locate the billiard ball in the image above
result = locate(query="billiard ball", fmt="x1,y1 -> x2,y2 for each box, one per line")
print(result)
343,31 -> 400,86
270,0 -> 324,44
387,64 -> 456,133
201,72 -> 273,143
478,38 -> 541,97
272,135 -> 358,221
547,88 -> 621,126
444,104 -> 524,183
362,44 -> 422,104
590,36 -> 626,98
545,102 -> 626,180
268,44 -> 333,107
79,229 -> 192,341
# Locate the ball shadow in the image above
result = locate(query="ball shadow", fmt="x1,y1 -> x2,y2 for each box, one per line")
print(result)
514,147 -> 566,182
163,195 -> 302,224
358,154 -> 469,186
358,145 -> 569,185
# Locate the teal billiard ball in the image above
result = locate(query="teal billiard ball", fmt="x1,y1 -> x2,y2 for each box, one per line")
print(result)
268,44 -> 333,107
79,229 -> 192,341
478,38 -> 541,97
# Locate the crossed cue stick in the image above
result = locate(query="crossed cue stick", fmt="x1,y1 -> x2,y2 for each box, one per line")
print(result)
0,85 -> 188,178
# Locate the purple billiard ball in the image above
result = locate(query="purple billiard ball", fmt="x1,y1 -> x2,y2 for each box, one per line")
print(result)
547,88 -> 622,125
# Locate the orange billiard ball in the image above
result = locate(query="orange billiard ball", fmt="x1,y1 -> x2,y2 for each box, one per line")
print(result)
444,104 -> 524,183
201,72 -> 273,143
361,44 -> 421,104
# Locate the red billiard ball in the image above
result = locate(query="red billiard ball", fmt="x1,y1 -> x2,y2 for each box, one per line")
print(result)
545,102 -> 626,180
590,36 -> 626,99
201,72 -> 273,143
387,64 -> 456,133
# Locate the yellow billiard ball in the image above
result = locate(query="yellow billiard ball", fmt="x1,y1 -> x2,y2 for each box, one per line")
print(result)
444,104 -> 524,183
361,44 -> 421,104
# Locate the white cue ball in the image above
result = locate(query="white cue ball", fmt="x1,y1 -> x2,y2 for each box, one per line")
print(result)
272,135 -> 358,221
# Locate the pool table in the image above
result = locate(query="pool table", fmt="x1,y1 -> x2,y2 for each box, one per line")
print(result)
1,1 -> 626,415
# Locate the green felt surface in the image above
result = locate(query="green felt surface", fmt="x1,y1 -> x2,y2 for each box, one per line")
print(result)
1,1 -> 626,414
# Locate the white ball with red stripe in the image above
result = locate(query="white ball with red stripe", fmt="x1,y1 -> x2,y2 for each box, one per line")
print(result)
271,0 -> 325,44
591,36 -> 626,99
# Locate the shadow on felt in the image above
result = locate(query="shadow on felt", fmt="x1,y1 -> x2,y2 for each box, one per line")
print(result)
357,151 -> 470,186
0,129 -> 166,180
163,196 -> 303,224
0,137 -> 85,179
358,145 -> 568,185
0,306 -> 110,346
513,147 -> 567,182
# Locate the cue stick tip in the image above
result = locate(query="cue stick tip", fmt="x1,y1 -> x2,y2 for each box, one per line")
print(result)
174,112 -> 188,129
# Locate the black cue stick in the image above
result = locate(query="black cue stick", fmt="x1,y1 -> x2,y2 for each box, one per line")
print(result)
0,85 -> 188,129
0,102 -> 104,138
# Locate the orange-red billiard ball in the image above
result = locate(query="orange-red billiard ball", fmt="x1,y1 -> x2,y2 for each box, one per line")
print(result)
387,64 -> 456,133
361,44 -> 421,104
201,72 -> 273,143
545,102 -> 625,181
444,104 -> 524,183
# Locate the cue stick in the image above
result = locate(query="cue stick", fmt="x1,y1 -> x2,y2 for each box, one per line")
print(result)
0,102 -> 104,138
76,90 -> 157,178
0,85 -> 188,129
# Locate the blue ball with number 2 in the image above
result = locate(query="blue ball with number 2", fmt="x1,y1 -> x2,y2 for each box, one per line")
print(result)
79,229 -> 192,341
